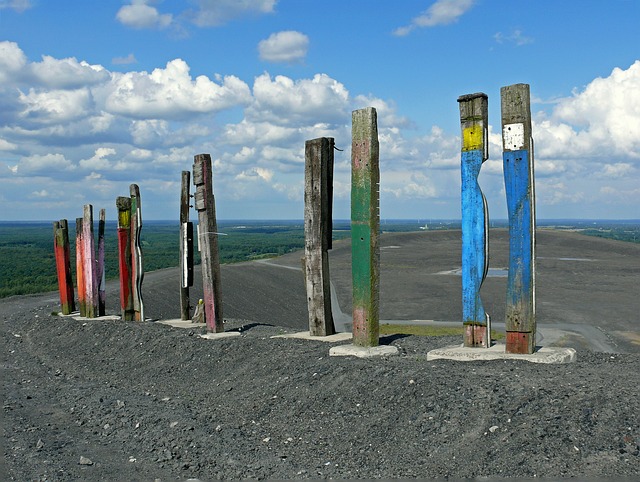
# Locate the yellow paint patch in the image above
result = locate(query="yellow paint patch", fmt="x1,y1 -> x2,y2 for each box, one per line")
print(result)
463,126 -> 483,151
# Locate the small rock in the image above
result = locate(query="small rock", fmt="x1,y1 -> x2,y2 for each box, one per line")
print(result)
36,439 -> 44,450
215,425 -> 222,432
489,425 -> 499,433
170,421 -> 179,428
79,456 -> 93,466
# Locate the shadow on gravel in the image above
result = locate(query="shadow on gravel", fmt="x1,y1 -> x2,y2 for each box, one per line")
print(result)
380,333 -> 411,344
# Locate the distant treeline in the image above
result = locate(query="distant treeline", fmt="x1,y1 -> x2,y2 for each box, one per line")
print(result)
0,220 -> 638,298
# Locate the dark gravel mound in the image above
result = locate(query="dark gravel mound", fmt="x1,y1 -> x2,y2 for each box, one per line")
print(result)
3,302 -> 639,480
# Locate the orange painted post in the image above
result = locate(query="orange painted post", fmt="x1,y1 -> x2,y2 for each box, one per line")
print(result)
304,137 -> 336,336
351,107 -> 380,347
75,218 -> 86,317
53,219 -> 75,315
82,204 -> 98,318
97,208 -> 106,316
130,184 -> 145,321
116,196 -> 134,321
193,153 -> 224,333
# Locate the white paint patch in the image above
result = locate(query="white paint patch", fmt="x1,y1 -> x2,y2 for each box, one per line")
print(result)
503,123 -> 525,150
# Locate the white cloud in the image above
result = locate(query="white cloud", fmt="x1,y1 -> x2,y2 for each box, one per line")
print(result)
534,60 -> 640,160
493,29 -> 534,46
30,55 -> 109,89
0,0 -> 31,12
18,87 -> 93,124
105,59 -> 251,119
394,0 -> 475,36
259,31 -> 309,63
249,73 -> 349,125
112,54 -> 138,66
0,138 -> 17,150
79,147 -> 116,170
188,0 -> 277,27
116,1 -> 173,29
236,166 -> 274,182
0,41 -> 27,82
19,153 -> 75,173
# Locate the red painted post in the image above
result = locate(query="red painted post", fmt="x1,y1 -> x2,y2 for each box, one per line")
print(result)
53,219 -> 75,315
97,208 -> 106,316
82,204 -> 98,318
193,153 -> 224,333
130,184 -> 145,321
116,196 -> 134,321
75,218 -> 86,317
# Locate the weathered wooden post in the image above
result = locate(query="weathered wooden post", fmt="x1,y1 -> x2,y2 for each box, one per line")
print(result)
82,204 -> 99,318
501,83 -> 536,354
458,93 -> 491,347
53,219 -> 75,315
304,137 -> 336,336
75,218 -> 86,316
130,184 -> 145,321
193,154 -> 224,333
180,170 -> 194,321
351,107 -> 380,347
116,196 -> 134,321
97,208 -> 106,316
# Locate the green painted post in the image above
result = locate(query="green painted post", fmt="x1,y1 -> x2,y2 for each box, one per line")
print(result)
351,107 -> 380,347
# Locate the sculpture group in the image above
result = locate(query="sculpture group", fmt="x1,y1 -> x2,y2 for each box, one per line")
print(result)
53,83 -> 537,355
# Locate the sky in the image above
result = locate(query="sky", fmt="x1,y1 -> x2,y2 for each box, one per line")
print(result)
0,0 -> 639,222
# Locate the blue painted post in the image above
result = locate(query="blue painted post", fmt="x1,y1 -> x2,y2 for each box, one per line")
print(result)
501,83 -> 536,354
458,93 -> 491,348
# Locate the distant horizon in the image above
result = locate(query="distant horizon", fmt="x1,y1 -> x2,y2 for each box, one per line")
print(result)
2,218 -> 639,224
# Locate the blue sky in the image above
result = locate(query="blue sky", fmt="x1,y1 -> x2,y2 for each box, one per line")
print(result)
1,0 -> 639,221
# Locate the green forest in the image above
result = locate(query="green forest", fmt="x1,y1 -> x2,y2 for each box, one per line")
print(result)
1,220 -> 638,299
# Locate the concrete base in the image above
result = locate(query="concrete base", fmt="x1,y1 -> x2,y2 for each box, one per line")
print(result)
329,344 -> 399,358
271,331 -> 353,343
72,315 -> 121,321
199,332 -> 242,340
427,343 -> 576,364
158,319 -> 206,329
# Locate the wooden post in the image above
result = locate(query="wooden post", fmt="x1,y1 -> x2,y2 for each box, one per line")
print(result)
501,83 -> 536,354
97,208 -> 106,316
116,196 -> 134,321
82,204 -> 98,318
193,154 -> 224,333
53,219 -> 75,315
458,93 -> 491,347
75,218 -> 86,317
351,107 -> 380,347
180,170 -> 194,321
130,184 -> 145,321
304,137 -> 336,336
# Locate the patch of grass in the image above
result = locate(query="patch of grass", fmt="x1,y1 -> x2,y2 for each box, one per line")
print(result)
380,323 -> 505,340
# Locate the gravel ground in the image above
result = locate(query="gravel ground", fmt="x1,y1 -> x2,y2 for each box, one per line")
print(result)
2,297 -> 639,481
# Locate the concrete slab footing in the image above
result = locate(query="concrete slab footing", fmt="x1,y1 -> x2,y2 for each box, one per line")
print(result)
71,315 -> 121,321
329,344 -> 399,358
272,331 -> 353,343
158,319 -> 206,329
427,344 -> 576,364
199,332 -> 241,340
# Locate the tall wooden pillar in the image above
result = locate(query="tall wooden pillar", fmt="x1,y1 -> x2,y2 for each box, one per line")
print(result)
304,137 -> 336,336
193,154 -> 224,333
351,107 -> 380,347
130,184 -> 144,321
82,205 -> 98,318
116,196 -> 134,321
180,170 -> 194,321
501,83 -> 536,354
75,218 -> 86,317
458,93 -> 491,347
97,208 -> 106,316
53,219 -> 75,315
